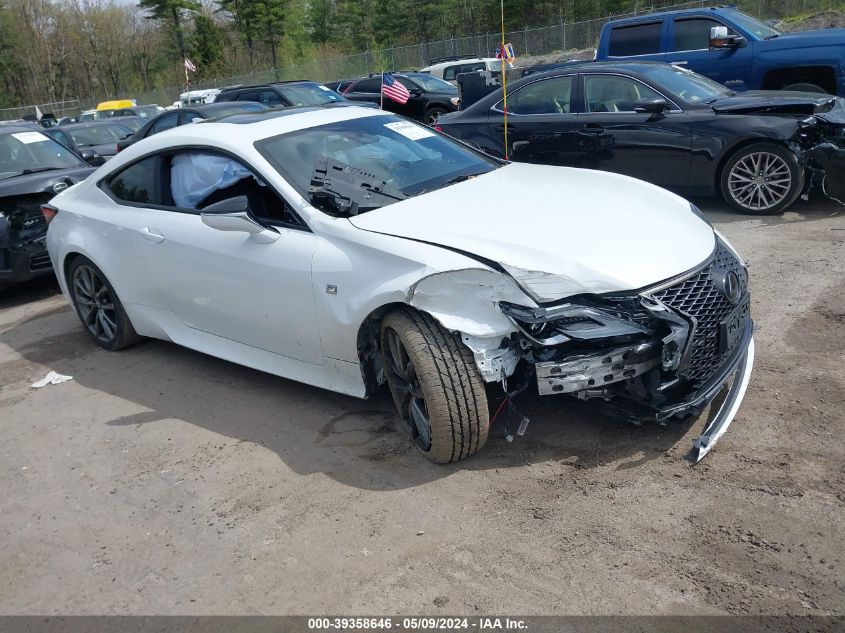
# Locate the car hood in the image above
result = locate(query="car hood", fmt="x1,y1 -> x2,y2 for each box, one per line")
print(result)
711,90 -> 841,116
0,166 -> 95,198
348,163 -> 715,300
760,28 -> 845,50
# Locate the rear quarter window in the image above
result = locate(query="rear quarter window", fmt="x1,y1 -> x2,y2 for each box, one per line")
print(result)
106,156 -> 159,205
608,22 -> 663,56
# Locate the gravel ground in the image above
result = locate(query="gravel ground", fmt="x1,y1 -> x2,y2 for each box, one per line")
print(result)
0,192 -> 843,616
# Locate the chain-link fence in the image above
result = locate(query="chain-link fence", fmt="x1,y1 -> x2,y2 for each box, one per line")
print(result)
6,0 -> 842,118
0,99 -> 83,124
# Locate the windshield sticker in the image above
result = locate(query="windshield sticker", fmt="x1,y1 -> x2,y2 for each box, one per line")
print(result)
384,121 -> 435,141
12,131 -> 50,144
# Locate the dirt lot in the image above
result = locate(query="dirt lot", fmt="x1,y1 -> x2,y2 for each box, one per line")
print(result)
0,192 -> 843,616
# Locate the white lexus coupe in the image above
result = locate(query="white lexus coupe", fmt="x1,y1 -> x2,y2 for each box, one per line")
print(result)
45,105 -> 754,463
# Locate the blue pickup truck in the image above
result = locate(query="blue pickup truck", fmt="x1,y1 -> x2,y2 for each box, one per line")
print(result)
595,6 -> 845,96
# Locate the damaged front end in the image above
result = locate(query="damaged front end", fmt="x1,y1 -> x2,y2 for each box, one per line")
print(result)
485,238 -> 755,462
0,193 -> 54,285
790,99 -> 845,204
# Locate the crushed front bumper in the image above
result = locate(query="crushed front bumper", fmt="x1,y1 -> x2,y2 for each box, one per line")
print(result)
659,318 -> 755,463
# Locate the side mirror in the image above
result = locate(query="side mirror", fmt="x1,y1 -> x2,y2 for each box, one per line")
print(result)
709,26 -> 747,49
633,98 -> 667,114
200,196 -> 279,243
79,148 -> 105,166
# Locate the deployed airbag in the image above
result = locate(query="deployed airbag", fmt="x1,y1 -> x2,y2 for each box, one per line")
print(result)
171,153 -> 253,208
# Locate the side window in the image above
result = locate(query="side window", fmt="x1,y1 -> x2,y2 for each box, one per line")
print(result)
51,130 -> 71,147
178,110 -> 202,125
168,152 -> 303,227
608,22 -> 662,56
510,76 -> 574,115
150,113 -> 179,135
236,91 -> 260,102
107,156 -> 159,204
673,18 -> 734,51
444,65 -> 458,81
353,78 -> 380,93
584,75 -> 662,113
259,90 -> 284,106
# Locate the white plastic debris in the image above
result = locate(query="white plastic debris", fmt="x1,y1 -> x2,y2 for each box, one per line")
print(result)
30,371 -> 73,389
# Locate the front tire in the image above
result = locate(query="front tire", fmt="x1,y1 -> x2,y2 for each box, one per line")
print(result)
380,309 -> 489,464
68,255 -> 142,351
720,143 -> 803,215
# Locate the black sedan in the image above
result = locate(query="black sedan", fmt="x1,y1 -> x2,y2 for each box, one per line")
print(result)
44,120 -> 138,165
0,125 -> 94,285
116,101 -> 269,152
437,61 -> 845,214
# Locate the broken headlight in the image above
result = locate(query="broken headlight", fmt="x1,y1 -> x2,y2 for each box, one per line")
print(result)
499,300 -> 649,346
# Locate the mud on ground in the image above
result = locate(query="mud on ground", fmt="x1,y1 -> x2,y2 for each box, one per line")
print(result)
0,194 -> 843,615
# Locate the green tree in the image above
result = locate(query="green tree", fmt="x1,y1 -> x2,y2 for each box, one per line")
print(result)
138,0 -> 200,62
191,13 -> 226,77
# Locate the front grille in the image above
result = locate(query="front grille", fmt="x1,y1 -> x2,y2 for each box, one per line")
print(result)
653,241 -> 748,386
30,252 -> 52,271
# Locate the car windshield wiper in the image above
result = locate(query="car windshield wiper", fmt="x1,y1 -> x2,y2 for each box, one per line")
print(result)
414,171 -> 487,195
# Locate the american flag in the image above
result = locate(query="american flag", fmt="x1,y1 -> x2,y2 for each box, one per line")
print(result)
381,73 -> 410,105
184,58 -> 197,72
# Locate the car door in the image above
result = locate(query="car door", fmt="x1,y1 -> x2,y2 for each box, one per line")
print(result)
665,17 -> 753,91
492,74 -> 580,165
575,73 -> 692,189
109,149 -> 324,364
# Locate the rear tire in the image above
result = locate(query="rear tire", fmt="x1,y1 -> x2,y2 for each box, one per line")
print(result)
380,309 -> 489,464
424,107 -> 448,126
68,255 -> 142,351
719,143 -> 803,215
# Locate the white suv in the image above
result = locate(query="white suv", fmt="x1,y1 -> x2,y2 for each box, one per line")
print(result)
420,57 -> 503,85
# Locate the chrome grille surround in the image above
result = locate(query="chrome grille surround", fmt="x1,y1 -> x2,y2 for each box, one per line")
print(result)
646,240 -> 749,386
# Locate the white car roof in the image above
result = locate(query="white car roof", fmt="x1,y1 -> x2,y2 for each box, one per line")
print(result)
420,58 -> 497,72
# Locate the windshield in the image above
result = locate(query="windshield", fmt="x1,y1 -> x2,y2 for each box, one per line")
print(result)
257,114 -> 499,215
638,64 -> 733,103
0,131 -> 86,179
406,75 -> 458,93
279,83 -> 344,106
67,123 -> 133,147
728,10 -> 781,39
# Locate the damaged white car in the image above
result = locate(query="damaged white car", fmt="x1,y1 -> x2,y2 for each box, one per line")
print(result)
44,106 -> 754,463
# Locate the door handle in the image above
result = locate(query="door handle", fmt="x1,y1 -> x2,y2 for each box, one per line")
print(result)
581,123 -> 605,135
140,227 -> 165,243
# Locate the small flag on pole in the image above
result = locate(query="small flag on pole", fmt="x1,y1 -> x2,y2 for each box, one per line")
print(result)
495,43 -> 516,65
381,73 -> 410,105
184,58 -> 197,72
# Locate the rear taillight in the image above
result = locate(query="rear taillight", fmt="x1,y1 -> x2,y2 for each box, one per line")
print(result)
41,204 -> 58,224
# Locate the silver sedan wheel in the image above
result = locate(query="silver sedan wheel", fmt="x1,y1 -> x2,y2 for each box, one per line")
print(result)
727,151 -> 793,212
72,265 -> 118,344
